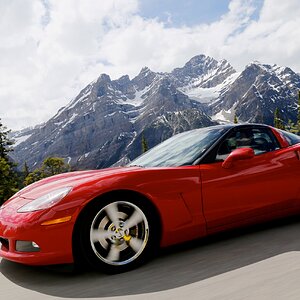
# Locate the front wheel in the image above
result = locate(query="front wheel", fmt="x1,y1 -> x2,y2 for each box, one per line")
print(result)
74,197 -> 159,273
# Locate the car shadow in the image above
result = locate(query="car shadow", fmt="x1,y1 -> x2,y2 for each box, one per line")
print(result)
1,217 -> 300,298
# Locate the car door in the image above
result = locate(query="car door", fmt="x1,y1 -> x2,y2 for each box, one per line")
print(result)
200,126 -> 300,231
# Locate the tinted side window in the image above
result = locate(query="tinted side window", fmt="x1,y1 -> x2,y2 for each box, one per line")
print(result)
279,130 -> 300,146
216,127 -> 280,161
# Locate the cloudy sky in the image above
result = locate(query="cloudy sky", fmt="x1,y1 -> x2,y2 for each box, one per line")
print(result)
1,0 -> 300,130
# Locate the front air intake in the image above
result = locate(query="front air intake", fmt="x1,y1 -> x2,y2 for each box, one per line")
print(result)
0,237 -> 9,251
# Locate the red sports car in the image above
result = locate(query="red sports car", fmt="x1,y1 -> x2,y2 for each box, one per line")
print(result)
1,124 -> 300,273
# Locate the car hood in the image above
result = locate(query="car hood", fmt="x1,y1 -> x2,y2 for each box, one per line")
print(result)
9,167 -> 141,201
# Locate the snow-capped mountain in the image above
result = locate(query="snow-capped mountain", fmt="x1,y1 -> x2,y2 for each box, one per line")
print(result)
12,55 -> 218,170
210,62 -> 300,124
170,55 -> 236,88
11,55 -> 300,170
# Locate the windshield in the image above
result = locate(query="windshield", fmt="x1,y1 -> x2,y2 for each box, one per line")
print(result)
279,129 -> 300,146
128,126 -> 227,167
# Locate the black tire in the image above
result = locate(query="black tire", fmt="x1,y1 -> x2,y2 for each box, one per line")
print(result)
73,194 -> 160,273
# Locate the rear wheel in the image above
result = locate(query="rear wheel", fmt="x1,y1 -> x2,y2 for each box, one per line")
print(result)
74,196 -> 159,273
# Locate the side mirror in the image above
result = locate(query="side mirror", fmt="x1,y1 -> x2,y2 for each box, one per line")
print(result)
222,148 -> 254,169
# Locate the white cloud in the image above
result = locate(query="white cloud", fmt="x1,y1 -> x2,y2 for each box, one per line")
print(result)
0,0 -> 44,47
0,0 -> 299,130
0,0 -> 139,130
221,0 -> 300,69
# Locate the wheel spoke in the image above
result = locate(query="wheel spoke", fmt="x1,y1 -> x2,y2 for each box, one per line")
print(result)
105,202 -> 119,225
106,245 -> 120,262
129,237 -> 144,253
89,201 -> 149,266
91,229 -> 113,242
124,210 -> 143,230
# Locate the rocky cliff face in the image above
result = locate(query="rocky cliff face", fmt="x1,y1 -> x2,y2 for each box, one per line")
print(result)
210,62 -> 300,124
11,55 -> 300,170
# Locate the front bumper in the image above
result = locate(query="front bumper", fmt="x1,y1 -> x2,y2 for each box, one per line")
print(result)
0,198 -> 76,266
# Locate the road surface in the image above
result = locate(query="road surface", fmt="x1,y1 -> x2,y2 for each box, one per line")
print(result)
1,218 -> 300,300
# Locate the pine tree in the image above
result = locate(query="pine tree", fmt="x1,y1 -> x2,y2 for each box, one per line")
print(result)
24,168 -> 44,186
233,114 -> 238,124
24,157 -> 70,185
0,158 -> 19,204
141,133 -> 149,153
23,161 -> 29,176
42,157 -> 70,176
287,119 -> 295,132
0,119 -> 18,204
0,120 -> 13,159
274,108 -> 279,128
274,108 -> 285,130
21,161 -> 30,184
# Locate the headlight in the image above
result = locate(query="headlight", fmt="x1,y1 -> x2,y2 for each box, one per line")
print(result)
17,187 -> 72,213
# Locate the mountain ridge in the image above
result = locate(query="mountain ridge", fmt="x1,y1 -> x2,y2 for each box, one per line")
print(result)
11,54 -> 300,170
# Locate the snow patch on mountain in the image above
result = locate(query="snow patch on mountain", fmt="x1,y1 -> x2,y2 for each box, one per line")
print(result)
212,101 -> 238,123
68,89 -> 91,110
61,113 -> 78,128
181,72 -> 240,103
115,87 -> 147,107
13,134 -> 32,147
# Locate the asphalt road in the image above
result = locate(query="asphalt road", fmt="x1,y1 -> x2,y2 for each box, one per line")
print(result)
1,217 -> 300,300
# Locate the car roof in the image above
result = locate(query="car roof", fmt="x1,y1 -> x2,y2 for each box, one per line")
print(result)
205,123 -> 271,131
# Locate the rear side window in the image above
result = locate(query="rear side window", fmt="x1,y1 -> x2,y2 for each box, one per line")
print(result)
279,130 -> 300,146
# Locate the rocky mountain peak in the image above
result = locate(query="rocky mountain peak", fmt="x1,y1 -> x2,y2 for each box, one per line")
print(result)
185,54 -> 212,67
132,66 -> 157,91
140,66 -> 152,74
171,55 -> 236,89
171,54 -> 215,80
211,60 -> 300,125
116,74 -> 130,85
96,73 -> 111,85
244,61 -> 265,72
242,62 -> 300,88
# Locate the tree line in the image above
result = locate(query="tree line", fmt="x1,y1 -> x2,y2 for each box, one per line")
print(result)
273,91 -> 300,133
0,120 -> 19,204
0,119 -> 71,205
